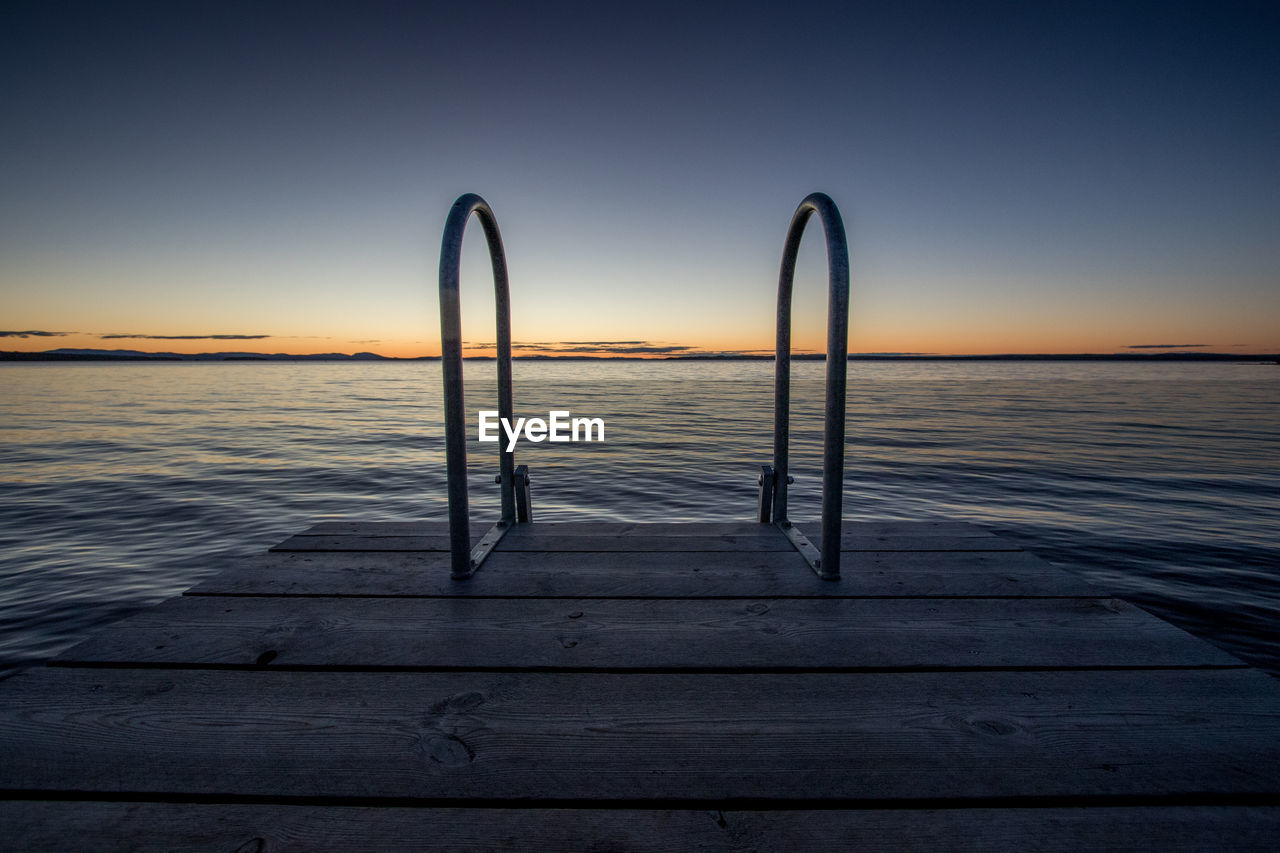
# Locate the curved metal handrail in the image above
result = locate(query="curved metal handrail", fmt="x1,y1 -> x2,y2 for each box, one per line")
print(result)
768,192 -> 850,580
439,193 -> 517,579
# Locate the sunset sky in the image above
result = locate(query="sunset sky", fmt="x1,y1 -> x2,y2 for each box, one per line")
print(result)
2,1 -> 1277,358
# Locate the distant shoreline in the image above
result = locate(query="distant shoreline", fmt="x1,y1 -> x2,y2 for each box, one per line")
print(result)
3,350 -> 1277,363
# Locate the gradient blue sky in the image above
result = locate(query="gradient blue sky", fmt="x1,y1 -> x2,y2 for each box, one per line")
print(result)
2,0 -> 1277,356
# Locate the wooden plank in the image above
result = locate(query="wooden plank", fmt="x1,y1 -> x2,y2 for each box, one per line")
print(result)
271,535 -> 455,552
3,802 -> 1279,852
300,520 -> 997,538
794,523 -> 1012,550
499,529 -> 1021,553
189,549 -> 1102,598
270,533 -> 794,552
56,596 -> 1240,669
3,668 -> 1280,801
271,532 -> 1021,553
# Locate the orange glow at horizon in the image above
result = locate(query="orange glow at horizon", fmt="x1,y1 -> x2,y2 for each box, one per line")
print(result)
5,327 -> 1276,359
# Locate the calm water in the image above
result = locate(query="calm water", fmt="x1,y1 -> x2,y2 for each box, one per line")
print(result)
1,360 -> 1277,676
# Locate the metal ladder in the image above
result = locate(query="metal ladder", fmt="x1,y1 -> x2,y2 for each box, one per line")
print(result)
437,192 -> 849,580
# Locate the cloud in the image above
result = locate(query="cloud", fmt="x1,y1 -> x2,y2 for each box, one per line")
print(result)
0,330 -> 71,338
99,333 -> 271,340
673,349 -> 773,358
465,341 -> 830,357
461,340 -> 822,357
554,344 -> 698,355
1126,343 -> 1210,349
468,339 -> 703,355
560,341 -> 649,346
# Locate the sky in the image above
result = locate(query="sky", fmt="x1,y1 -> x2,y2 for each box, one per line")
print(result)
2,0 -> 1277,357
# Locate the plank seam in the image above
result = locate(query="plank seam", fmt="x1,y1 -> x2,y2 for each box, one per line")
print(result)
2,791 -> 1278,810
181,592 -> 1115,600
44,661 -> 1252,674
269,548 -> 1026,553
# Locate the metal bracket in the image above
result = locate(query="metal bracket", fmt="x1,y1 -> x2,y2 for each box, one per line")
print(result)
459,465 -> 534,580
464,519 -> 511,578
757,464 -> 775,523
758,465 -> 796,523
497,464 -> 533,523
760,465 -> 828,578
777,519 -> 833,580
514,464 -> 532,523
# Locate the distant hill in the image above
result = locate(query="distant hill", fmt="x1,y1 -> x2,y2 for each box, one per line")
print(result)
0,349 -> 427,362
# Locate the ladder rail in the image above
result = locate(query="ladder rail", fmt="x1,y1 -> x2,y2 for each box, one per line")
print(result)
438,193 -> 519,579
770,192 -> 850,580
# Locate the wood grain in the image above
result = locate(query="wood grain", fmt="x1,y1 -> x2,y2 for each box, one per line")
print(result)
8,515 -> 1278,850
56,595 -> 1239,669
2,802 -> 1277,852
271,532 -> 1021,553
3,668 -> 1280,801
299,520 -> 997,538
189,549 -> 1100,598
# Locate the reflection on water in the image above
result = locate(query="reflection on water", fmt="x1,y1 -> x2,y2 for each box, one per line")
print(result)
1,360 -> 1277,676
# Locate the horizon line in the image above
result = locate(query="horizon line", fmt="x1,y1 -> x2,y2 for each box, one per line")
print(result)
3,348 -> 1277,363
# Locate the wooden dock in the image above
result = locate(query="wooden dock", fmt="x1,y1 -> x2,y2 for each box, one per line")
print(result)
2,519 -> 1279,850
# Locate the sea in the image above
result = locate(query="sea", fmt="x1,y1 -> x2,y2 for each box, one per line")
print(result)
1,359 -> 1277,678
